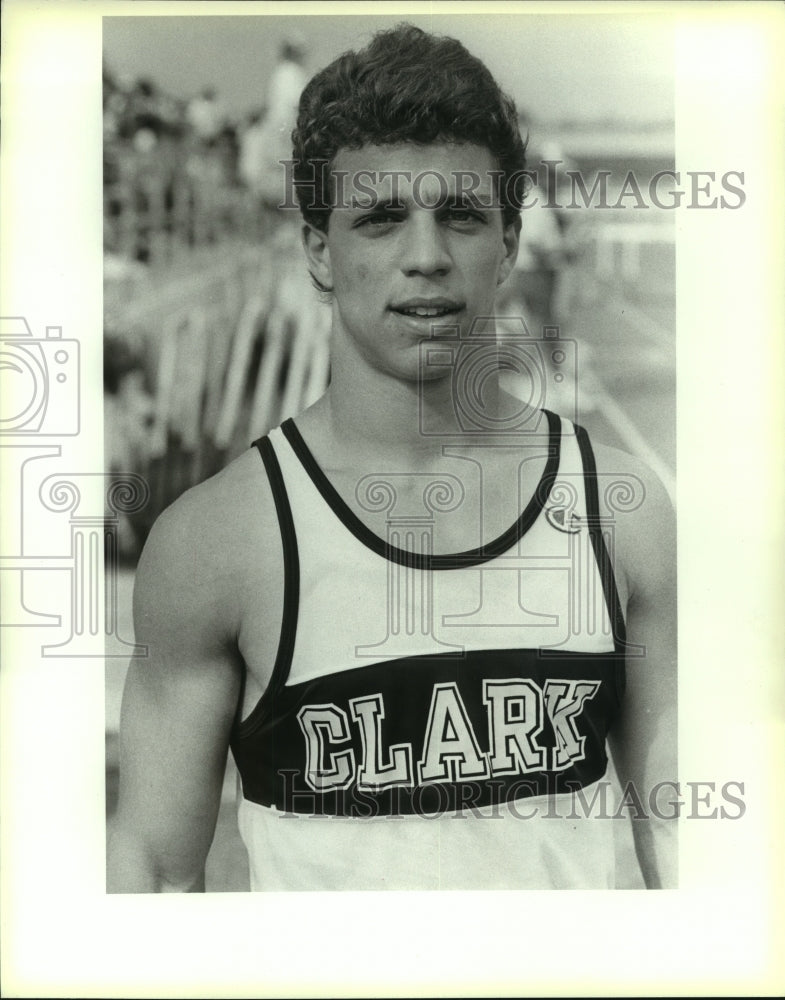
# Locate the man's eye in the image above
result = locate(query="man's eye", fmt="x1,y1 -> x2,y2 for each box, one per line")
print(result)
355,212 -> 402,228
446,208 -> 483,224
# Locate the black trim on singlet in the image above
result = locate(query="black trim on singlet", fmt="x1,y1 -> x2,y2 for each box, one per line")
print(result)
574,422 -> 627,662
279,410 -> 562,571
234,436 -> 300,739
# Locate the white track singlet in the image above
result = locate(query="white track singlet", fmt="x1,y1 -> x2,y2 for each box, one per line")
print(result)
230,410 -> 627,890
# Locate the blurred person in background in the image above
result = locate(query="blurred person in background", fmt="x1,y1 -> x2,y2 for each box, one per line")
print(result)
254,37 -> 308,234
186,86 -> 224,147
238,108 -> 268,189
103,73 -> 185,262
266,36 -> 307,130
497,140 -> 583,329
109,23 -> 676,894
496,141 -> 593,414
238,107 -> 270,238
104,332 -> 155,559
498,180 -> 564,328
183,87 -> 226,243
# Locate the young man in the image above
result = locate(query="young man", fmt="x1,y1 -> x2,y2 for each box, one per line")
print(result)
109,24 -> 676,892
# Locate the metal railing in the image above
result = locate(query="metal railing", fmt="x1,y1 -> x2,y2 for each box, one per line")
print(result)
105,226 -> 330,544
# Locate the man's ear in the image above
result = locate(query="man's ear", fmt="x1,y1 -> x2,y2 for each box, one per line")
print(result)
497,215 -> 521,286
301,223 -> 333,292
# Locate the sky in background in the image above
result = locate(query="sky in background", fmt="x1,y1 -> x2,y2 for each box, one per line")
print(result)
103,12 -> 674,126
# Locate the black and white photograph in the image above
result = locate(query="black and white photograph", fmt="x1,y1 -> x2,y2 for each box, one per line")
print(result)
102,9 -> 680,896
2,0 -> 783,995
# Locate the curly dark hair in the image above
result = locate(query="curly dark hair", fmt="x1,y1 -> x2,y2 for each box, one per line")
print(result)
291,23 -> 528,231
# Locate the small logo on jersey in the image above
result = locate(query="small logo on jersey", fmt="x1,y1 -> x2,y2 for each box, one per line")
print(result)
546,506 -> 582,533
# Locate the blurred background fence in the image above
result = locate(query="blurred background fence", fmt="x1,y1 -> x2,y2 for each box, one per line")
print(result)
105,226 -> 330,550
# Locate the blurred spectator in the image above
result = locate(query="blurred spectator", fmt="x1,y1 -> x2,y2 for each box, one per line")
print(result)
238,108 -> 268,193
254,39 -> 308,227
498,140 -> 588,330
238,108 -> 270,237
104,71 -> 188,261
186,86 -> 224,146
104,333 -> 155,559
495,139 -> 593,416
102,56 -> 307,259
216,121 -> 240,187
266,38 -> 307,129
104,333 -> 155,475
500,189 -> 564,330
130,78 -> 164,142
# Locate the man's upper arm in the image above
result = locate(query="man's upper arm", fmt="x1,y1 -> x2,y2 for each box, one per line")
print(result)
108,492 -> 244,893
602,449 -> 678,888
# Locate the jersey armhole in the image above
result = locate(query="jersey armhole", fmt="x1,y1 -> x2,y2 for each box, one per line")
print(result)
233,436 -> 300,740
574,423 -> 628,681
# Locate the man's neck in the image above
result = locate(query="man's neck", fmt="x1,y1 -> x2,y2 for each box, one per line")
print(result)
316,357 -> 530,469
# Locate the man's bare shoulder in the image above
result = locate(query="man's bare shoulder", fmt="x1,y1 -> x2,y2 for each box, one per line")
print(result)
153,446 -> 275,541
134,446 -> 279,648
590,439 -> 675,605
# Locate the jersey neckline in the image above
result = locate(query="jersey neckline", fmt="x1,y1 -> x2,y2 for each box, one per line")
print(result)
279,410 -> 562,570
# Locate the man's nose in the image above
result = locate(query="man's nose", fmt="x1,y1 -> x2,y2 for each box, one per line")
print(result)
399,214 -> 452,277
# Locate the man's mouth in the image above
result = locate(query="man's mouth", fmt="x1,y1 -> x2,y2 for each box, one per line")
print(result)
391,299 -> 463,318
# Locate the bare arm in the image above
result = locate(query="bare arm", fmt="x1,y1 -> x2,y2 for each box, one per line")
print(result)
603,451 -> 678,889
107,493 -> 243,893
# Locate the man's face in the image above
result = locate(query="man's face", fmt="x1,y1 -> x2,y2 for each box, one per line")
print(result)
303,142 -> 520,382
